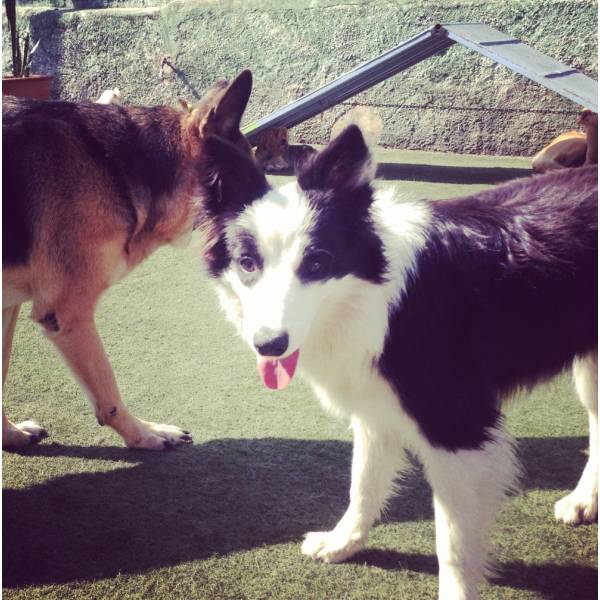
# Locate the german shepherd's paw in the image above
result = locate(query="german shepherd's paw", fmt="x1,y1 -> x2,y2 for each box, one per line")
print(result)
126,419 -> 193,451
3,420 -> 48,448
301,528 -> 366,563
554,490 -> 598,525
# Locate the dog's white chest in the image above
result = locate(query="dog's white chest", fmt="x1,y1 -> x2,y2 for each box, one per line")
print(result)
298,289 -> 392,417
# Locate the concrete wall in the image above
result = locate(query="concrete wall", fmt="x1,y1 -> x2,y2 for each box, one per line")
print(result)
3,0 -> 598,155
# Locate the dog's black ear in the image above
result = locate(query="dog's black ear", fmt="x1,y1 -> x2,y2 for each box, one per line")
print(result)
201,134 -> 270,215
297,125 -> 374,192
201,70 -> 253,142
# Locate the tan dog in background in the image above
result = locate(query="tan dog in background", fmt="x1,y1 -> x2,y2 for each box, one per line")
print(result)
532,108 -> 598,173
254,106 -> 383,172
3,71 -> 254,450
579,108 -> 598,165
254,126 -> 316,172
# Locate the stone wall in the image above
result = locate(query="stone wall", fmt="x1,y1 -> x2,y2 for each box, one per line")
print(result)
3,0 -> 598,155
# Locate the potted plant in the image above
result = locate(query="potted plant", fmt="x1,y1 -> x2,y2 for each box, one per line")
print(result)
2,0 -> 52,99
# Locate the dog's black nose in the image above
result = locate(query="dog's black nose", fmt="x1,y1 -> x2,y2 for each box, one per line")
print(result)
254,329 -> 289,357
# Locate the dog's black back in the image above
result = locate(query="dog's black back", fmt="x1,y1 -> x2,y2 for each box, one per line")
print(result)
379,166 -> 598,450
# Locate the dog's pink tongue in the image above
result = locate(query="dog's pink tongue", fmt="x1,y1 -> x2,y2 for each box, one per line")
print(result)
257,349 -> 300,390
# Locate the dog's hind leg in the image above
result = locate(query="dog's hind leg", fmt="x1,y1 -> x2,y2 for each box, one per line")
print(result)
2,305 -> 48,447
37,301 -> 192,450
302,416 -> 406,563
422,428 -> 518,600
555,350 -> 598,525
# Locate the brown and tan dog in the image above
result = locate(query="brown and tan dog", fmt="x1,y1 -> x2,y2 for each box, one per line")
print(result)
254,106 -> 383,173
532,108 -> 598,173
3,70 -> 253,450
254,126 -> 316,172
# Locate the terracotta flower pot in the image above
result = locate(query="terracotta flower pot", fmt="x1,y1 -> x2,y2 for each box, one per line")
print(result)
2,75 -> 53,100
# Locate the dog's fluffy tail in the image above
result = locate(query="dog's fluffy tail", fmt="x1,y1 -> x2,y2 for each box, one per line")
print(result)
330,106 -> 383,151
96,88 -> 122,105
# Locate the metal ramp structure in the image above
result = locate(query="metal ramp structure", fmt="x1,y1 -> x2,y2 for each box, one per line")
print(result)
243,22 -> 598,145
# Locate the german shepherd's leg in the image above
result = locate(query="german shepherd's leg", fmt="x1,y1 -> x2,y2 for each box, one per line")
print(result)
42,309 -> 192,450
555,350 -> 598,524
2,305 -> 48,447
2,306 -> 20,384
302,416 -> 406,563
422,428 -> 518,600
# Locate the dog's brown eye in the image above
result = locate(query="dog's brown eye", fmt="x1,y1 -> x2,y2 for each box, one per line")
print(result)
307,258 -> 322,274
239,256 -> 256,273
300,250 -> 333,281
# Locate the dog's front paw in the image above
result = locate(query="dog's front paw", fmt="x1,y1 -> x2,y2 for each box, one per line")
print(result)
301,529 -> 366,563
555,490 -> 598,525
3,420 -> 48,448
126,420 -> 193,451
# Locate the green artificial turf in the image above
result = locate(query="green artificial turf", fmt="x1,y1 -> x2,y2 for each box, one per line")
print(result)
3,152 -> 597,599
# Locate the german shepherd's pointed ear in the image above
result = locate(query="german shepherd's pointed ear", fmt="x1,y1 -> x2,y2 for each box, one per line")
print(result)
199,70 -> 253,150
201,135 -> 270,215
297,124 -> 374,192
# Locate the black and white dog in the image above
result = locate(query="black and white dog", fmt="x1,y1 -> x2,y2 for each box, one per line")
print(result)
198,125 -> 597,600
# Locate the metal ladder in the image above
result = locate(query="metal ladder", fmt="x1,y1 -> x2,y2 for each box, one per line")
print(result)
243,22 -> 598,145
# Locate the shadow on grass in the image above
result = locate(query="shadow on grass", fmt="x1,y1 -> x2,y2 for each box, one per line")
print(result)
3,439 -> 354,588
265,163 -> 531,185
349,550 -> 597,600
3,435 -> 593,596
375,162 -> 532,184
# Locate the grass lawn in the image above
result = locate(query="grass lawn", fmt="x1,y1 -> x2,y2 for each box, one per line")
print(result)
3,151 -> 597,599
